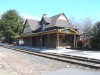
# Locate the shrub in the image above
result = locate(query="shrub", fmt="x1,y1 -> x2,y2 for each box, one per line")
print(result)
77,40 -> 84,48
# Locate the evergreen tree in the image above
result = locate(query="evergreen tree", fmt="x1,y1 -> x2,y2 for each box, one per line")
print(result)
0,9 -> 24,43
91,22 -> 100,48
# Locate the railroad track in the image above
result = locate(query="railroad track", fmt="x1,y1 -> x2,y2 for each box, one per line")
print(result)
4,46 -> 100,69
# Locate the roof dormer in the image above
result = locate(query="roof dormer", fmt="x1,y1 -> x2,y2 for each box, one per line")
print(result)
40,14 -> 51,24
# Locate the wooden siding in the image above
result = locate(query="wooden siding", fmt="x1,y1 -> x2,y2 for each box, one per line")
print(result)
23,37 -> 32,47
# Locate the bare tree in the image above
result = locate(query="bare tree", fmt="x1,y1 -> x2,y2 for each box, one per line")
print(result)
69,17 -> 94,48
79,18 -> 94,48
81,18 -> 94,37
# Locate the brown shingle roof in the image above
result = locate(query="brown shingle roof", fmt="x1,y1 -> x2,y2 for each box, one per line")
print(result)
46,13 -> 73,28
27,19 -> 40,31
55,19 -> 73,28
24,13 -> 74,33
51,13 -> 63,20
43,17 -> 51,24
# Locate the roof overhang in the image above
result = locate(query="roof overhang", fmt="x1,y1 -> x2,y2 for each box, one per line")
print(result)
16,28 -> 79,38
59,28 -> 79,35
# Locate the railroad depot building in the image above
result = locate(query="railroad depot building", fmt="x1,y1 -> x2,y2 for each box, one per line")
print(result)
19,13 -> 79,49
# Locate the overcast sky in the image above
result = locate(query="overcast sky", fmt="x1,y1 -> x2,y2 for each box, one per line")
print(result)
0,0 -> 100,23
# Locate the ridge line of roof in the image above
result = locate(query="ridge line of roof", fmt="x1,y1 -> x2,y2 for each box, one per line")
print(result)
50,13 -> 63,18
26,18 -> 40,21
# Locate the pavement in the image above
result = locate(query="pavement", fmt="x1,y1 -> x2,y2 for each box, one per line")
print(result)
0,47 -> 100,75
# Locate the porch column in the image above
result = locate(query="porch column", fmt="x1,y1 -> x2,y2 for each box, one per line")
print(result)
40,33 -> 42,49
31,36 -> 33,47
57,31 -> 59,49
74,34 -> 76,49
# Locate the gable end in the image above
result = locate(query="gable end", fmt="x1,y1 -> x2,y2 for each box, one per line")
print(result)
22,20 -> 32,34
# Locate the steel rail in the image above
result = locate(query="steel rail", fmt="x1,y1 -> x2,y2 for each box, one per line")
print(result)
4,46 -> 100,69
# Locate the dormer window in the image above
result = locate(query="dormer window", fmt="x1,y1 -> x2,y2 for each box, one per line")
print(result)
98,25 -> 100,29
41,23 -> 46,31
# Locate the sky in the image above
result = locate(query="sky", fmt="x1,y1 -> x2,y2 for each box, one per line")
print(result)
0,0 -> 100,23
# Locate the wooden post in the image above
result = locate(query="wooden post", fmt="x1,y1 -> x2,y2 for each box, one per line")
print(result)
31,36 -> 33,47
74,34 -> 76,49
57,29 -> 59,50
40,33 -> 42,49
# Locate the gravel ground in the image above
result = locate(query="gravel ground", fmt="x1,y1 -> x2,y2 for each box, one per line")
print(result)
0,47 -> 72,75
0,47 -> 100,75
0,58 -> 19,75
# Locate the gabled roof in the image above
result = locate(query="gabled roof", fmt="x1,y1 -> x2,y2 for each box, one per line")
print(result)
51,13 -> 69,21
26,19 -> 40,31
50,13 -> 64,26
46,13 -> 72,28
43,17 -> 51,24
55,19 -> 72,28
23,13 -> 74,34
51,13 -> 62,20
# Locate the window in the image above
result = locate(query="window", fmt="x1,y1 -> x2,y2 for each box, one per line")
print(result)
23,26 -> 31,33
41,24 -> 46,31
